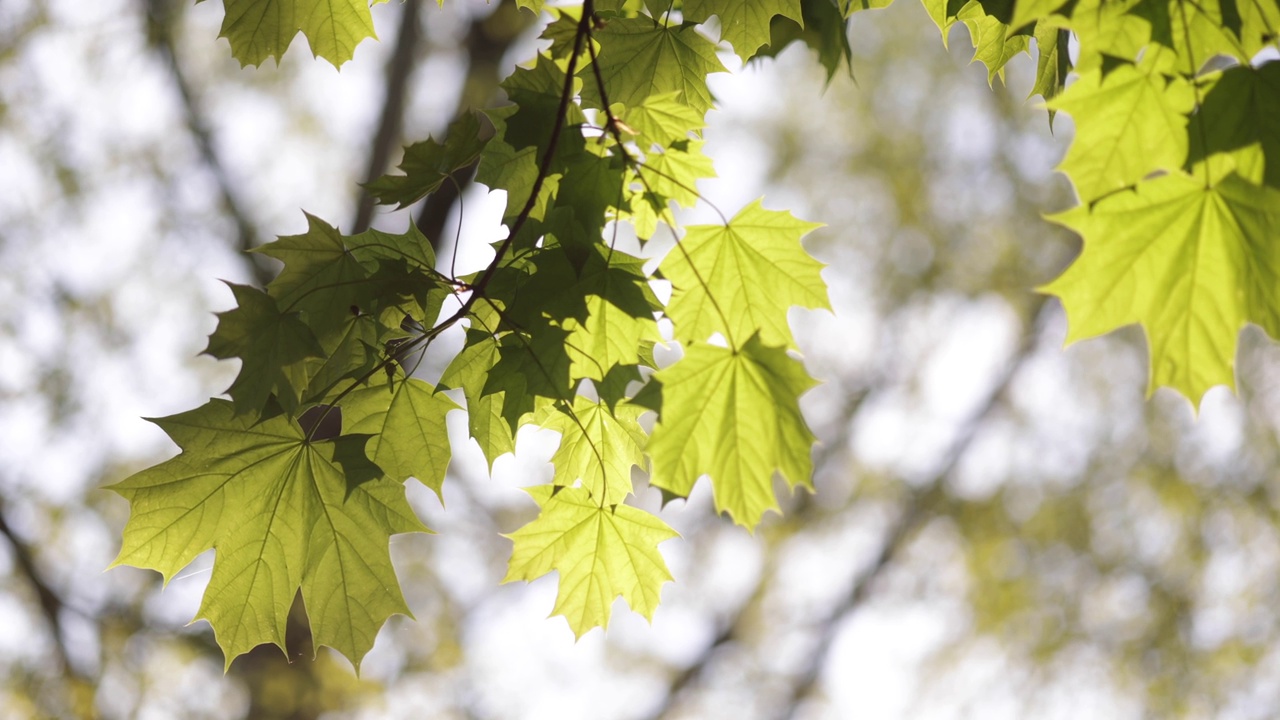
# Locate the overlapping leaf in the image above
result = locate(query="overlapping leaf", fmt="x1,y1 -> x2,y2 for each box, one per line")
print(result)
204,283 -> 325,415
682,0 -> 805,61
539,398 -> 648,506
661,200 -> 827,348
1187,62 -> 1280,189
1048,60 -> 1195,203
109,400 -> 428,668
367,113 -> 489,209
580,17 -> 726,115
342,373 -> 459,498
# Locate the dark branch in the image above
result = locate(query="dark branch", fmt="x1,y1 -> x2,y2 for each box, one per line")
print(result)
352,0 -> 422,234
418,1 -> 534,255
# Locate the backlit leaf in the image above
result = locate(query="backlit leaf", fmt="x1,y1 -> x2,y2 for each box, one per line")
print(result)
661,200 -> 827,348
503,485 -> 677,636
1043,171 -> 1280,403
640,337 -> 819,528
109,400 -> 428,669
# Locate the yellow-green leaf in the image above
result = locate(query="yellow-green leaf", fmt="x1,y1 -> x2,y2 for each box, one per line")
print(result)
342,374 -> 460,498
108,400 -> 428,669
503,485 -> 678,637
683,0 -> 805,61
661,199 -> 827,348
1042,171 -> 1280,404
213,0 -> 388,68
538,398 -> 648,506
640,337 -> 819,528
1048,61 -> 1195,203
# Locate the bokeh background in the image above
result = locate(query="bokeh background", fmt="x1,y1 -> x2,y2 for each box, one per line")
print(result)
5,1 -> 1280,718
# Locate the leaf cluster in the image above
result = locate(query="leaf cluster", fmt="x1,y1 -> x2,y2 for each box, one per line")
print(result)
114,0 -> 835,666
113,0 -> 1280,670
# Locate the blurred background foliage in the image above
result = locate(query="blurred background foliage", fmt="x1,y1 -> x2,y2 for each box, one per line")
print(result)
4,0 -> 1280,718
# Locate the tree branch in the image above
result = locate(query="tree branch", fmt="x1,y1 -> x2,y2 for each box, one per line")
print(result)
351,0 -> 422,234
418,1 -> 533,255
141,0 -> 273,286
773,298 -> 1052,719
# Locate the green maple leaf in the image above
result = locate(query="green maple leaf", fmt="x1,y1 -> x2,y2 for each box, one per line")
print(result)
562,254 -> 663,381
580,17 -> 727,116
1062,0 -> 1150,70
1031,23 -> 1070,114
257,215 -> 446,329
503,485 -> 677,637
204,283 -> 325,415
661,199 -> 828,348
538,398 -> 648,506
1129,0 -> 1252,72
439,331 -> 518,468
1048,60 -> 1195,203
682,0 -> 805,61
975,0 -> 1070,30
564,293 -> 662,381
615,92 -> 706,147
211,0 -> 388,68
484,325 -> 575,408
756,0 -> 854,82
1042,171 -> 1280,403
640,139 -> 717,209
1187,62 -> 1280,190
366,113 -> 488,209
638,337 -> 818,528
342,374 -> 459,498
958,3 -> 1031,83
109,400 -> 428,669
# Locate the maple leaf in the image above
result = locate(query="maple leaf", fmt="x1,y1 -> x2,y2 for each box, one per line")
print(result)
661,199 -> 828,348
640,139 -> 717,209
538,398 -> 648,506
1060,0 -> 1151,71
580,17 -> 727,116
1031,23 -> 1070,113
366,113 -> 488,209
1129,0 -> 1252,73
109,400 -> 428,669
1043,171 -> 1280,403
439,331 -> 518,468
566,251 -> 663,371
212,0 -> 388,68
958,2 -> 1031,83
203,283 -> 325,415
342,374 -> 460,499
974,0 -> 1069,31
616,92 -> 706,147
682,0 -> 805,62
1048,60 -> 1195,203
637,337 -> 819,528
503,485 -> 678,637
